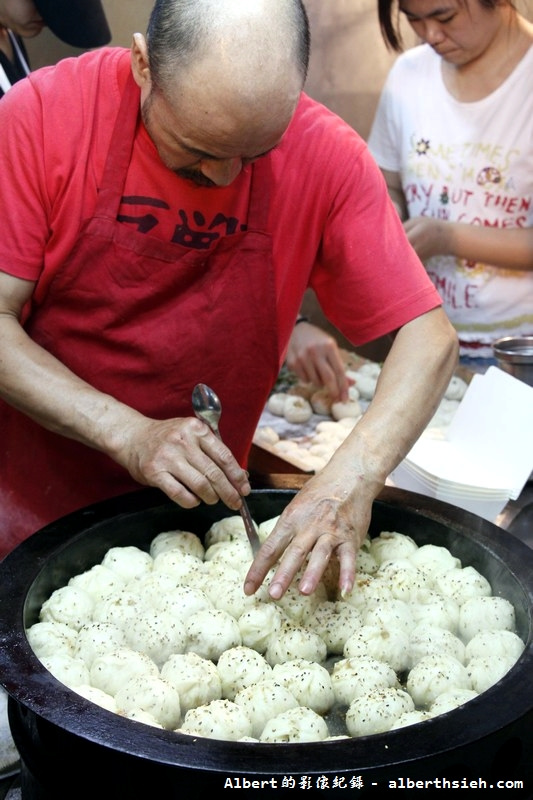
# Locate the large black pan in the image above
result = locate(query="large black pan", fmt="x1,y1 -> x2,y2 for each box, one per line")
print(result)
0,487 -> 531,798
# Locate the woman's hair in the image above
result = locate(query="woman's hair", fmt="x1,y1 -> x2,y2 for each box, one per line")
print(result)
378,0 -> 508,51
146,0 -> 311,92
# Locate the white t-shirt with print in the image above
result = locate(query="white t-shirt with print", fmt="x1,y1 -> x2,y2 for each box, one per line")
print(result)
368,43 -> 533,358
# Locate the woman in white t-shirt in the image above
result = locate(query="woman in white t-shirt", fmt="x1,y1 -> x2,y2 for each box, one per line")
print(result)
368,0 -> 533,365
0,0 -> 110,97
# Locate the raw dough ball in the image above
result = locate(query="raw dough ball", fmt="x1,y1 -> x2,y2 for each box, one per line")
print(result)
124,607 -> 187,668
348,371 -> 378,400
346,687 -> 414,736
305,601 -> 363,655
186,609 -> 241,661
74,622 -> 127,667
445,375 -> 468,400
39,585 -> 95,632
377,559 -> 430,602
212,579 -> 260,619
354,550 -> 379,576
180,699 -> 253,741
126,571 -> 177,607
92,588 -> 146,631
342,574 -> 395,611
283,395 -> 313,424
466,655 -> 519,693
364,598 -> 414,635
40,654 -> 90,688
464,630 -> 525,662
26,620 -> 78,659
149,530 -> 205,561
73,684 -> 118,712
260,706 -> 329,743
156,585 -> 213,619
205,516 -> 247,547
343,625 -> 410,673
406,653 -> 471,707
90,647 -> 159,697
115,675 -> 181,730
389,710 -> 433,729
101,546 -> 153,582
330,399 -> 362,421
204,539 -> 254,571
429,689 -> 479,716
314,419 -> 347,436
433,566 -> 492,603
357,361 -> 382,379
238,604 -> 283,653
331,656 -> 398,706
409,544 -> 461,578
152,550 -> 205,584
271,581 -> 327,625
161,652 -> 222,714
254,426 -> 280,447
122,708 -> 164,728
69,564 -> 127,602
217,646 -> 272,700
310,388 -> 334,416
409,590 -> 460,633
272,658 -> 334,715
369,531 -> 418,565
265,625 -> 327,666
408,624 -> 466,668
234,679 -> 299,739
267,392 -> 289,416
458,596 -> 516,641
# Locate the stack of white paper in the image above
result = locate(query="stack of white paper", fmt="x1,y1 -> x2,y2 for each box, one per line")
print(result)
390,367 -> 533,521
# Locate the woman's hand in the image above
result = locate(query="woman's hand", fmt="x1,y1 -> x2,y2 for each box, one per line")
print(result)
286,320 -> 349,400
403,216 -> 453,261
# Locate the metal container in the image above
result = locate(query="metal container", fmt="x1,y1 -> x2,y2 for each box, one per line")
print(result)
0,487 -> 532,798
493,336 -> 533,386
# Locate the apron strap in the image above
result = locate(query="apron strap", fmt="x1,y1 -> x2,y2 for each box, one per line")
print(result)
94,72 -> 139,216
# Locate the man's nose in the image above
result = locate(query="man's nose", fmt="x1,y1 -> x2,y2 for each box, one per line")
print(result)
201,157 -> 243,187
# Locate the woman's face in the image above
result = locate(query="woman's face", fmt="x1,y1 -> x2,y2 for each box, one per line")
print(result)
0,0 -> 44,37
399,0 -> 503,65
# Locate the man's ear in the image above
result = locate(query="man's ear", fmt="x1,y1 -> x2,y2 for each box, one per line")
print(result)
131,32 -> 151,89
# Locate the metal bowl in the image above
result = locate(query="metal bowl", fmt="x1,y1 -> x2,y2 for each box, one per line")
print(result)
493,336 -> 533,386
0,487 -> 532,798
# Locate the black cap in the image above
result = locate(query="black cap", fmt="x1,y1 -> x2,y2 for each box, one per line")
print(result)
34,0 -> 112,49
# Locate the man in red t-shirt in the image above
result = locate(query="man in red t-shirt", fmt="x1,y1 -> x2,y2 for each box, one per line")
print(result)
0,0 -> 458,599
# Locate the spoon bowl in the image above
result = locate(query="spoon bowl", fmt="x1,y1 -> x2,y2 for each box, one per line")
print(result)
191,383 -> 222,437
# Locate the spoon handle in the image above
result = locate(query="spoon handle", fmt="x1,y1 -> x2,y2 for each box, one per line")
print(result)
192,403 -> 261,555
239,497 -> 262,555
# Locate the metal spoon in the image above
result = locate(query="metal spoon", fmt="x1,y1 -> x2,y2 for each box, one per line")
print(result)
192,383 -> 261,555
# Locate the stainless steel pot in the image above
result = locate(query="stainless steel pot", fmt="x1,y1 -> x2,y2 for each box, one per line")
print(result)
493,336 -> 533,387
0,487 -> 532,798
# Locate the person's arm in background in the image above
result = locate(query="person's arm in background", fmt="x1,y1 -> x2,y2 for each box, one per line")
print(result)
286,316 -> 350,401
381,169 -> 533,270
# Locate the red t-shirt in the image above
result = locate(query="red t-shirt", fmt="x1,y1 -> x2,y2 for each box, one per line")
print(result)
0,47 -> 440,356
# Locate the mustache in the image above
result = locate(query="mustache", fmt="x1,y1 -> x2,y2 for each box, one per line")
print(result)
175,168 -> 217,187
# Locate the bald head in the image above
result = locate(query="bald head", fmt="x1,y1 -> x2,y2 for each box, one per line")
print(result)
146,0 -> 310,105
